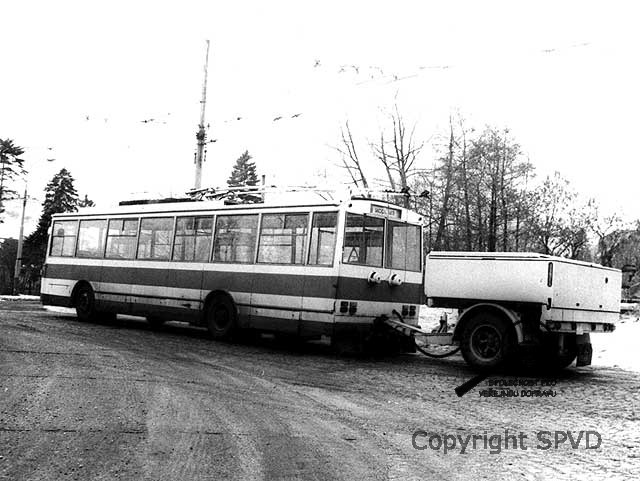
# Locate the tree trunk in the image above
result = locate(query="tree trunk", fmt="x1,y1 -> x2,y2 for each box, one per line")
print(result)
434,118 -> 455,250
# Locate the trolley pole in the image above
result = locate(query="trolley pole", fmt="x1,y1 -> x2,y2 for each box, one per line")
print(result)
12,185 -> 27,295
194,40 -> 210,190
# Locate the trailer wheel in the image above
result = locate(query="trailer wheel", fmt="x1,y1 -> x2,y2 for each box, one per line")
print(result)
543,334 -> 577,371
460,313 -> 515,371
206,295 -> 237,340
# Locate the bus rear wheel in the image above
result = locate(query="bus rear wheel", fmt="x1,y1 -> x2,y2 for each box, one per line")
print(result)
206,295 -> 237,340
460,313 -> 515,371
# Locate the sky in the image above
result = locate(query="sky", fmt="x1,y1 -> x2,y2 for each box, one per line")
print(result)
0,0 -> 638,239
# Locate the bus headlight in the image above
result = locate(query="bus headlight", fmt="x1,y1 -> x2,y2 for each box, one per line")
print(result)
368,271 -> 382,284
389,273 -> 403,286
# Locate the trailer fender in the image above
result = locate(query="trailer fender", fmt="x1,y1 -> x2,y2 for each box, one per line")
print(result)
454,303 -> 524,344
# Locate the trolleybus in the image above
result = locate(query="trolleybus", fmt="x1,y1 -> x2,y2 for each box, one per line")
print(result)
40,191 -> 423,351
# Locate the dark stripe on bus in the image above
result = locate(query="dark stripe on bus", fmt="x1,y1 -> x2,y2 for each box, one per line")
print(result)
46,264 -> 422,303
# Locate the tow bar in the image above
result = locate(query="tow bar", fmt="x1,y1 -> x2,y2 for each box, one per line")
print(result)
386,310 -> 461,359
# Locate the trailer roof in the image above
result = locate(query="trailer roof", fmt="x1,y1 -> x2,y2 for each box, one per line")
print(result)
427,251 -> 620,271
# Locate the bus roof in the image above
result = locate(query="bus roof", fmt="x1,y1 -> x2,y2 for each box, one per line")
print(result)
52,196 -> 424,224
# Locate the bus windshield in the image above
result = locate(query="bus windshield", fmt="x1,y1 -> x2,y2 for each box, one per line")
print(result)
342,213 -> 384,266
342,213 -> 421,271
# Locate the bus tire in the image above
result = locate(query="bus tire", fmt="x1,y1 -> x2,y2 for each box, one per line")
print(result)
74,283 -> 98,322
206,295 -> 237,340
460,312 -> 515,371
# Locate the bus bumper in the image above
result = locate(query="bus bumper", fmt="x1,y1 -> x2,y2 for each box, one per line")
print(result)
40,293 -> 73,308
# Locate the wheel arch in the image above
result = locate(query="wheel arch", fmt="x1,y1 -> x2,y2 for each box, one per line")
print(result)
453,303 -> 523,344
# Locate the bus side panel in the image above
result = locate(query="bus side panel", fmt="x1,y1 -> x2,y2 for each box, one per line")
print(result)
300,269 -> 338,338
249,270 -> 301,334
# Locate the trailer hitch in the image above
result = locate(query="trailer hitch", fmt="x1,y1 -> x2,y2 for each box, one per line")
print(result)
388,310 -> 461,359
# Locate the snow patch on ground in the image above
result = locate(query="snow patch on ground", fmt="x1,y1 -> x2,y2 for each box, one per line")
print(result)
418,307 -> 458,332
592,313 -> 640,372
0,295 -> 40,301
43,306 -> 75,314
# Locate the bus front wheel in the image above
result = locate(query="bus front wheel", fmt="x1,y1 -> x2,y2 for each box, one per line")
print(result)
74,283 -> 98,322
206,295 -> 237,340
74,283 -> 115,323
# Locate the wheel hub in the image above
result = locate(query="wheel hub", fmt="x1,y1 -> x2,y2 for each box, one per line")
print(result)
471,325 -> 501,360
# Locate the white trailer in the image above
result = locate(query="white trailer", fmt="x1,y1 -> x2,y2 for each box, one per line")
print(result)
416,252 -> 620,370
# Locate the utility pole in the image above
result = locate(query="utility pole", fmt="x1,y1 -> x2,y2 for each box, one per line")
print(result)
12,185 -> 27,295
194,40 -> 211,190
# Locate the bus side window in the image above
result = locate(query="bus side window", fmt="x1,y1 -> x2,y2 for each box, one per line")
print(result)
257,213 -> 308,264
173,216 -> 213,262
105,219 -> 138,259
308,212 -> 338,266
137,217 -> 174,260
76,219 -> 107,258
50,221 -> 78,257
213,215 -> 258,263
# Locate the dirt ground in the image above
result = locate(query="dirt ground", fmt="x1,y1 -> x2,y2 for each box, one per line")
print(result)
1,300 -> 639,481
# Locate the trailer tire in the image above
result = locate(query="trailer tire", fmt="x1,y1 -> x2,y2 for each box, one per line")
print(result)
542,334 -> 577,371
460,313 -> 515,371
206,294 -> 237,340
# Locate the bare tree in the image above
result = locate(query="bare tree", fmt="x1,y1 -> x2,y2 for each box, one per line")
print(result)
372,105 -> 423,206
333,121 -> 369,189
433,115 -> 455,250
592,210 -> 631,267
371,132 -> 396,190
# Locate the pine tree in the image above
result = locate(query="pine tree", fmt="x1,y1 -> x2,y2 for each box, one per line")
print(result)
0,138 -> 26,221
24,168 -> 80,270
78,194 -> 95,208
227,150 -> 261,203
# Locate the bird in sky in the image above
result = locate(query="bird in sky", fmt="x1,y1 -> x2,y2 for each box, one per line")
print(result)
291,113 -> 302,118
273,116 -> 283,121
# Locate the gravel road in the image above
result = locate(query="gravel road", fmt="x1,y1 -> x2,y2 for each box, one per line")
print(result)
1,300 -> 639,480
